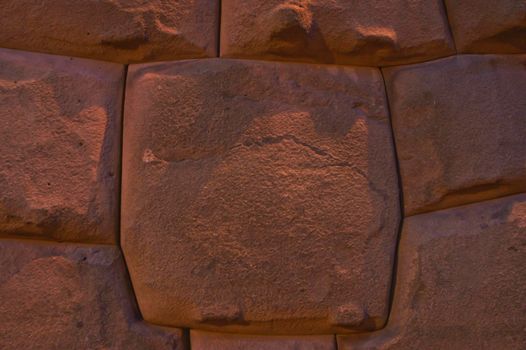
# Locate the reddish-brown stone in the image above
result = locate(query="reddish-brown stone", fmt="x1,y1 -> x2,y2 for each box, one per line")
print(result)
122,58 -> 400,334
221,0 -> 454,66
191,330 -> 335,350
0,0 -> 218,63
445,0 -> 526,53
338,194 -> 526,349
0,239 -> 184,350
0,48 -> 123,243
384,54 -> 526,216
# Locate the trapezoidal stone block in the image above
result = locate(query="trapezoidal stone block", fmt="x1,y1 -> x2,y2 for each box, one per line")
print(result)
0,48 -> 122,244
445,0 -> 526,53
0,239 -> 184,350
122,58 -> 400,334
384,54 -> 526,216
0,0 -> 219,63
338,193 -> 526,349
221,0 -> 455,66
191,330 -> 335,350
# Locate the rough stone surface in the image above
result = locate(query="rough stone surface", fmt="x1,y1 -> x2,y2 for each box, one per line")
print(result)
122,58 -> 400,334
0,0 -> 219,63
0,239 -> 184,350
384,54 -> 526,216
445,0 -> 526,53
221,0 -> 454,66
338,194 -> 526,349
191,330 -> 335,350
0,48 -> 122,244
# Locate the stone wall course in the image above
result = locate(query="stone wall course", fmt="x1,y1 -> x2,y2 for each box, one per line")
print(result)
384,54 -> 526,216
0,48 -> 123,244
122,58 -> 400,334
221,0 -> 455,66
338,193 -> 526,349
0,0 -> 219,63
0,239 -> 184,350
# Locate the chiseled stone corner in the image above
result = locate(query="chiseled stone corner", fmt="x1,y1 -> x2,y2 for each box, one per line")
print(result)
384,54 -> 526,215
338,194 -> 526,349
122,58 -> 400,334
221,0 -> 454,66
0,239 -> 184,350
445,0 -> 526,53
191,330 -> 335,350
0,0 -> 219,63
0,48 -> 122,244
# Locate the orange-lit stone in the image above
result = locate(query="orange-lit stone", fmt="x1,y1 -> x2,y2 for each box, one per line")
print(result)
191,330 -> 335,350
384,54 -> 526,215
221,0 -> 454,66
338,194 -> 526,349
122,58 -> 400,334
0,0 -> 219,63
445,0 -> 526,53
0,48 -> 122,243
0,239 -> 183,350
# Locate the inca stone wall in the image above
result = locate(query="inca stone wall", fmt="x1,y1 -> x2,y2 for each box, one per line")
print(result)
0,1 -> 524,349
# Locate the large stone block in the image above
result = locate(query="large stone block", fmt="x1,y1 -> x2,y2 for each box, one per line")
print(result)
191,330 -> 335,350
338,194 -> 526,349
0,0 -> 219,63
384,54 -> 526,215
445,0 -> 526,53
0,239 -> 183,350
221,0 -> 454,66
122,59 -> 400,333
0,48 -> 122,243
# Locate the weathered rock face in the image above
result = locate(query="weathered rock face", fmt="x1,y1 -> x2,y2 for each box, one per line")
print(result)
445,0 -> 526,53
191,330 -> 335,350
0,239 -> 183,350
0,48 -> 122,244
122,58 -> 400,334
338,194 -> 526,349
0,0 -> 219,63
384,54 -> 526,216
221,0 -> 455,66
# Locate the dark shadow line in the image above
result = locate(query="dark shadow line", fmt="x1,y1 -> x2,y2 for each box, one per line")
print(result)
441,0 -> 458,53
216,0 -> 222,57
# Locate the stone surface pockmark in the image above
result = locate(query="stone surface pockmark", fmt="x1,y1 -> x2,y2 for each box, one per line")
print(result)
0,48 -> 122,244
338,194 -> 526,349
384,54 -> 526,216
122,58 -> 400,334
0,239 -> 183,350
445,0 -> 526,53
191,330 -> 335,350
0,0 -> 219,63
221,0 -> 454,66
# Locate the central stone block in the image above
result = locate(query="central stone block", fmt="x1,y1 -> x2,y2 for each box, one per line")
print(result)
121,59 -> 400,334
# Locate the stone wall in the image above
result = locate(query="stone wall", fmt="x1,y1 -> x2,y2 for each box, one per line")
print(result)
0,1 -> 525,349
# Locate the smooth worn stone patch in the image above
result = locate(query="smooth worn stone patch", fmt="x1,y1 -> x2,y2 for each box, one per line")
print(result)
122,58 -> 400,334
0,239 -> 184,350
191,330 -> 335,350
445,0 -> 526,53
384,54 -> 526,215
0,48 -> 122,244
338,194 -> 526,349
0,0 -> 219,63
221,0 -> 454,66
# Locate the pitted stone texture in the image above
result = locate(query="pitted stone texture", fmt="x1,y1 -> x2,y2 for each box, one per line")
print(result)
0,48 -> 122,243
0,239 -> 184,350
338,194 -> 526,349
191,330 -> 335,350
445,0 -> 526,53
385,54 -> 526,216
122,59 -> 400,334
0,0 -> 218,63
221,0 -> 454,66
